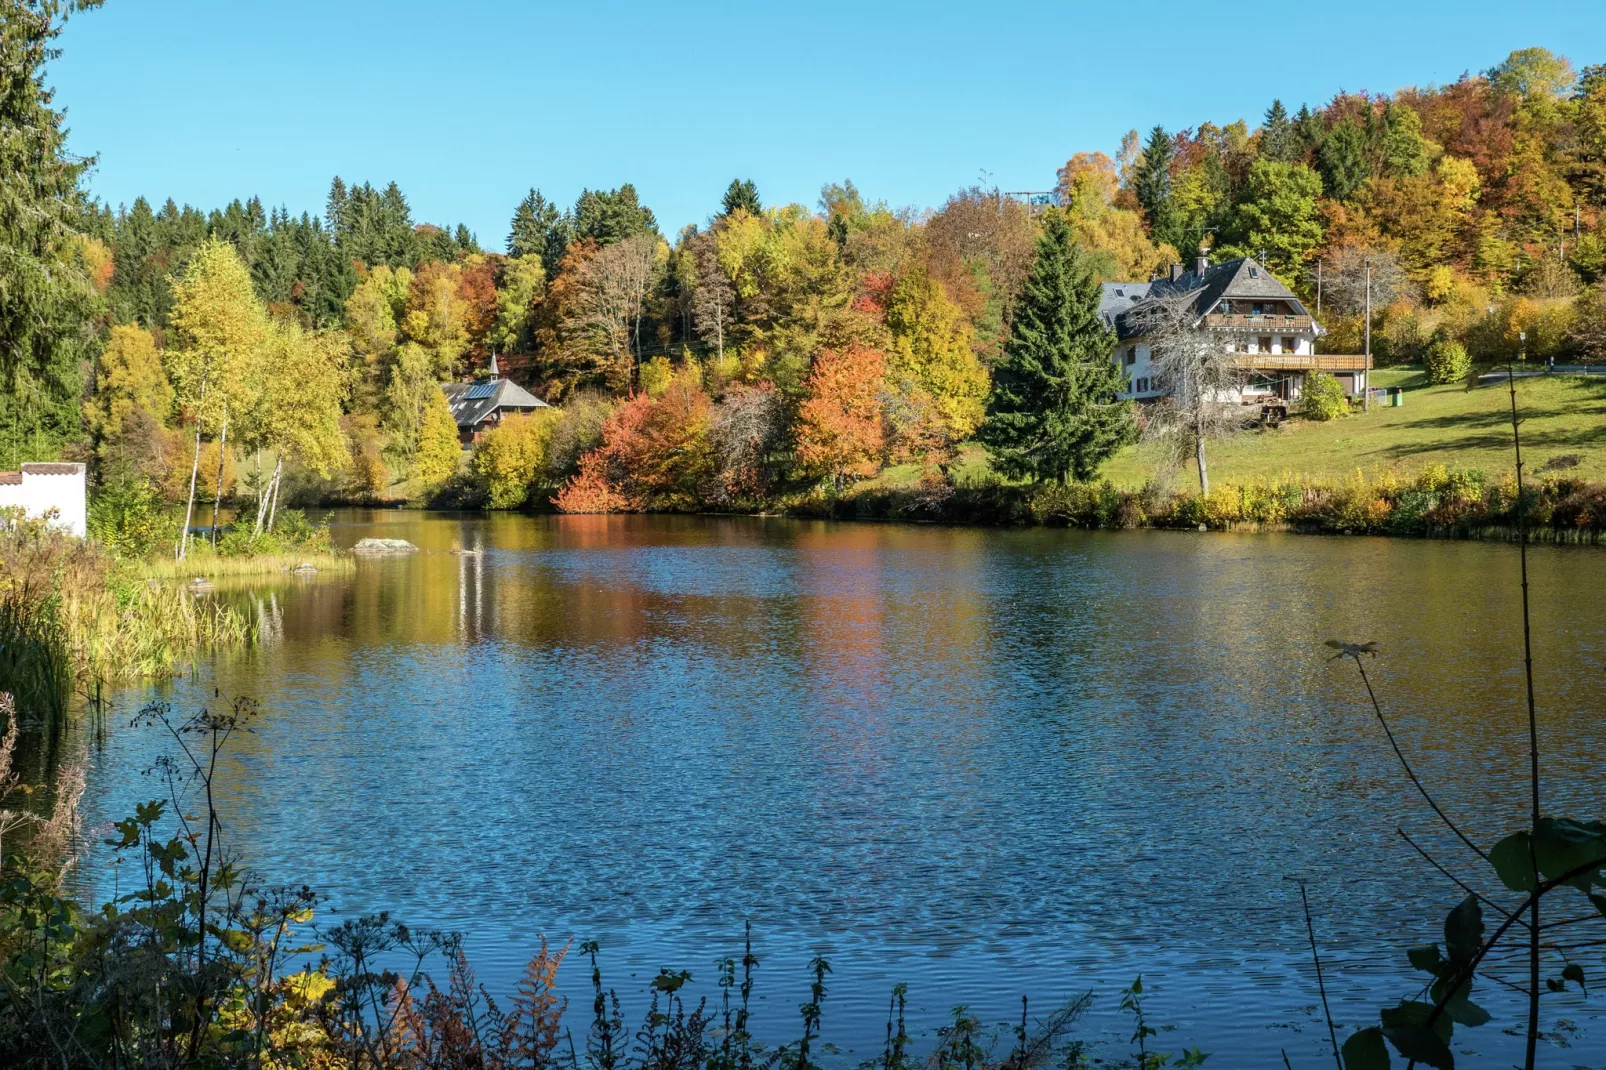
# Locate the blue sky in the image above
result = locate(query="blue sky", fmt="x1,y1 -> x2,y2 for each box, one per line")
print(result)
52,1 -> 1606,246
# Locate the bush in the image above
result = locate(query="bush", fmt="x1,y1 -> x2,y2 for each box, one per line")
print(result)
471,410 -> 563,509
87,478 -> 176,559
1300,371 -> 1348,421
1423,335 -> 1472,384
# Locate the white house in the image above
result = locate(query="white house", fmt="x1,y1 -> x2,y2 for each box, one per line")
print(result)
1099,256 -> 1369,405
0,462 -> 87,537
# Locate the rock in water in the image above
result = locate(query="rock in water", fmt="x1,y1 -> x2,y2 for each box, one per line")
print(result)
352,537 -> 419,555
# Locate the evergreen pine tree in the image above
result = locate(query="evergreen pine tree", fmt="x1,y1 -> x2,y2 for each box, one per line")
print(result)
720,178 -> 761,217
1293,104 -> 1325,158
0,0 -> 99,464
978,213 -> 1134,484
1133,125 -> 1179,250
1317,118 -> 1370,200
1260,100 -> 1297,162
508,188 -> 561,260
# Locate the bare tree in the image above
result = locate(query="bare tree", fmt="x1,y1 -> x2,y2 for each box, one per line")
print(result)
572,233 -> 659,388
1131,290 -> 1247,496
1312,245 -> 1413,316
712,381 -> 784,500
689,233 -> 734,361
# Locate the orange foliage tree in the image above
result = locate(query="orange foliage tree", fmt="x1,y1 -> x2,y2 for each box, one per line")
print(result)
554,376 -> 717,512
795,345 -> 887,488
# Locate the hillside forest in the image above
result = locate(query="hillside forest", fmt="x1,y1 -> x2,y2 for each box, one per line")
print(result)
9,15 -> 1606,525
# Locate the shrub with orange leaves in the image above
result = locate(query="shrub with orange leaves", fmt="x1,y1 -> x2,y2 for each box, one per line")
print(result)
554,373 -> 717,512
796,345 -> 887,486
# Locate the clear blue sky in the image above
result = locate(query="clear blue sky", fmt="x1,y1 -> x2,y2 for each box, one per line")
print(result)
51,0 -> 1606,246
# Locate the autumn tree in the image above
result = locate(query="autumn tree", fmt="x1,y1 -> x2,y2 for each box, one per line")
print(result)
796,344 -> 887,489
687,231 -> 734,361
471,408 -> 562,508
1215,159 -> 1324,275
245,320 -> 350,533
883,268 -> 988,446
979,213 -> 1133,484
167,238 -> 268,558
412,389 -> 462,494
84,325 -> 173,478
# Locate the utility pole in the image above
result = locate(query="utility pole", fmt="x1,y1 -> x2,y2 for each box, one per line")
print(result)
1363,258 -> 1372,412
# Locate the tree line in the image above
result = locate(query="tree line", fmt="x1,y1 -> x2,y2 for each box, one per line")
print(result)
6,0 -> 1606,519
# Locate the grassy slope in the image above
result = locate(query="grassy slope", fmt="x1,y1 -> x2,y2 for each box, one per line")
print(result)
1099,367 -> 1606,490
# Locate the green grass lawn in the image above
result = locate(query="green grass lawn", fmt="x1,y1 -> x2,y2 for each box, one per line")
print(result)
1097,367 -> 1606,490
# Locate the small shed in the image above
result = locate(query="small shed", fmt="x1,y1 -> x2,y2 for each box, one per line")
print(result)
441,379 -> 550,444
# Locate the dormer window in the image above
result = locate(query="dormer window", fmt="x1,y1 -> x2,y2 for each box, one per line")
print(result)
1114,288 -> 1124,297
1249,267 -> 1259,278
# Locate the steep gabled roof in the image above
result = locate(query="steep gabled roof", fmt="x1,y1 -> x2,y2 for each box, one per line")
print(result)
1108,257 -> 1311,339
1098,281 -> 1156,331
441,378 -> 549,430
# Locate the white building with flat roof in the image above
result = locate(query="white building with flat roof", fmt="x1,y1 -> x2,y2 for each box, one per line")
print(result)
0,462 -> 87,537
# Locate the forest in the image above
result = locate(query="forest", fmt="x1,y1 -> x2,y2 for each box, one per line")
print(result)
8,6 -> 1606,535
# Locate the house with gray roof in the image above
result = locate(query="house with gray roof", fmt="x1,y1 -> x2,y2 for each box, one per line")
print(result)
441,378 -> 550,444
1101,256 -> 1369,405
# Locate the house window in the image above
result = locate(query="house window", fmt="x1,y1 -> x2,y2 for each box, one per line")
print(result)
1281,336 -> 1296,354
1125,346 -> 1137,366
1252,303 -> 1264,316
1136,377 -> 1150,392
1259,336 -> 1273,354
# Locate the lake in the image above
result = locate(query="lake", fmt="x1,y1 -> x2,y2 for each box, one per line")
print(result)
80,512 -> 1606,1066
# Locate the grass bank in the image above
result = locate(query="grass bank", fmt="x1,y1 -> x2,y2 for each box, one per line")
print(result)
139,549 -> 354,581
0,514 -> 254,729
1101,367 -> 1606,489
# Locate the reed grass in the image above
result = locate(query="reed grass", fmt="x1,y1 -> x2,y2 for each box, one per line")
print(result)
138,550 -> 355,580
0,513 -> 255,723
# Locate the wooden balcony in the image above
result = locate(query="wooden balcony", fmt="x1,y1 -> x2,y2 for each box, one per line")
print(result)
1230,352 -> 1370,372
1204,313 -> 1314,331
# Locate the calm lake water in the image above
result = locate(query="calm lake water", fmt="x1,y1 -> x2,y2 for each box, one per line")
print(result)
81,512 -> 1606,1066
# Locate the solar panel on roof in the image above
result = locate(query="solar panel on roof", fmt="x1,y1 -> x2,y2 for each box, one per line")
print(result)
464,382 -> 496,400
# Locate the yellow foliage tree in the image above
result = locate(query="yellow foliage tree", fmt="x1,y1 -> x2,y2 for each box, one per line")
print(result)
166,238 -> 269,558
412,389 -> 463,494
471,409 -> 563,509
884,269 -> 989,444
246,321 -> 352,533
85,325 -> 172,450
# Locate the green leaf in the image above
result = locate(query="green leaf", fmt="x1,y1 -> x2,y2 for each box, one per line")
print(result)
1441,992 -> 1489,1028
1489,831 -> 1537,893
1407,944 -> 1443,973
1590,892 -> 1606,917
1561,963 -> 1587,993
1382,1025 -> 1455,1069
1443,896 -> 1482,967
1380,1001 -> 1451,1044
1532,818 -> 1606,891
1342,1027 -> 1390,1070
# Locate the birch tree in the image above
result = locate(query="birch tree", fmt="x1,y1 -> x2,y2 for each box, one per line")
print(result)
245,320 -> 351,534
1131,290 -> 1245,496
166,239 -> 267,558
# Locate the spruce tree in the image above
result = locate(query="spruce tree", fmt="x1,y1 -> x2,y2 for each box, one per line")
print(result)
0,0 -> 100,465
1133,125 -> 1179,250
979,212 -> 1134,484
1261,100 -> 1297,162
507,188 -> 561,260
721,178 -> 761,217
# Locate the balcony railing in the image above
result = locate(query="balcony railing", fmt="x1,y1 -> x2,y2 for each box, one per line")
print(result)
1204,313 -> 1314,331
1229,352 -> 1370,372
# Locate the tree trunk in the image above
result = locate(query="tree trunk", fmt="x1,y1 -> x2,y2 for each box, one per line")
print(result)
209,414 -> 228,547
1194,409 -> 1210,497
267,458 -> 283,533
253,449 -> 267,536
179,421 -> 203,561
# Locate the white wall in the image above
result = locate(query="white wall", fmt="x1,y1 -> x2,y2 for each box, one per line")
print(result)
0,463 -> 87,537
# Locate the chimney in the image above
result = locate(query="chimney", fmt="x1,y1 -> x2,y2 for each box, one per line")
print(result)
1168,263 -> 1184,282
1195,255 -> 1209,276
